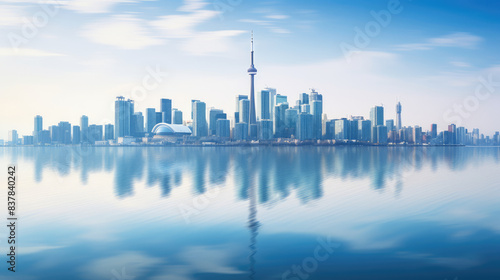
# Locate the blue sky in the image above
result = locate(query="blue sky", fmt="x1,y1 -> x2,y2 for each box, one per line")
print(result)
1,0 -> 500,138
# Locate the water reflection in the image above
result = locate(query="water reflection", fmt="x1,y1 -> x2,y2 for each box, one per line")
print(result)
3,146 -> 499,204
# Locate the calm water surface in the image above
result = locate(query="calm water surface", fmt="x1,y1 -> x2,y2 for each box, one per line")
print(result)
0,146 -> 499,280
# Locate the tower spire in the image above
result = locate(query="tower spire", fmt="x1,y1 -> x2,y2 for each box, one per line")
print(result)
247,31 -> 258,138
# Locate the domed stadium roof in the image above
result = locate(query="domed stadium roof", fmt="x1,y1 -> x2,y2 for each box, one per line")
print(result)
152,123 -> 192,136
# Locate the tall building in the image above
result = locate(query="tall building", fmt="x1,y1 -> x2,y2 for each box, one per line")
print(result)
273,103 -> 288,137
309,89 -> 323,101
285,108 -> 299,137
234,122 -> 248,140
81,115 -> 89,143
266,88 -> 277,119
131,112 -> 144,137
299,93 -> 309,105
146,108 -> 156,134
359,120 -> 372,142
275,94 -> 287,106
115,96 -> 132,139
311,100 -> 323,139
259,120 -> 273,140
58,121 -> 72,144
216,119 -> 230,139
34,115 -> 43,145
88,125 -> 103,143
72,126 -> 80,144
239,99 -> 250,124
376,125 -> 388,144
8,130 -> 18,145
50,125 -> 59,143
370,106 -> 384,127
156,112 -> 163,125
209,108 -> 224,136
396,102 -> 402,130
247,32 -> 258,138
193,101 -> 207,137
386,119 -> 395,132
448,124 -> 457,145
431,124 -> 437,139
191,99 -> 200,120
257,89 -> 271,121
235,95 -> 248,123
172,109 -> 183,125
297,112 -> 313,141
161,99 -> 172,124
105,124 -> 114,141
335,119 -> 350,140
301,104 -> 311,114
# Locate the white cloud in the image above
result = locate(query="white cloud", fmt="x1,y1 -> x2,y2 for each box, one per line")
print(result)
82,15 -> 163,49
0,48 -> 66,56
266,14 -> 289,20
396,32 -> 483,51
178,0 -> 207,12
62,0 -> 137,14
183,30 -> 245,55
151,9 -> 220,38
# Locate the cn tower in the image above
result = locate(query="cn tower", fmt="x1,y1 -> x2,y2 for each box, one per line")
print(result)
248,31 -> 257,137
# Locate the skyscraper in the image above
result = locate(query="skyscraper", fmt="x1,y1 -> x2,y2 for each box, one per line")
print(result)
431,124 -> 437,139
266,88 -> 277,118
239,99 -> 250,124
299,93 -> 309,105
386,119 -> 395,132
34,115 -> 43,145
216,119 -> 230,139
80,115 -> 89,143
248,32 -> 258,138
209,108 -> 224,136
72,126 -> 80,144
311,100 -> 323,139
285,108 -> 299,137
161,99 -> 172,124
259,120 -> 273,140
105,124 -> 114,141
309,89 -> 323,101
146,108 -> 156,134
172,109 -> 183,125
297,112 -> 313,141
8,130 -> 18,145
58,121 -> 72,144
131,112 -> 144,137
115,96 -> 132,139
257,89 -> 271,121
193,101 -> 207,137
235,95 -> 248,123
370,106 -> 384,127
396,102 -> 402,130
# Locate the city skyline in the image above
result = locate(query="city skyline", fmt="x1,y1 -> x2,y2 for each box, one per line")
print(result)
2,0 -> 500,138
